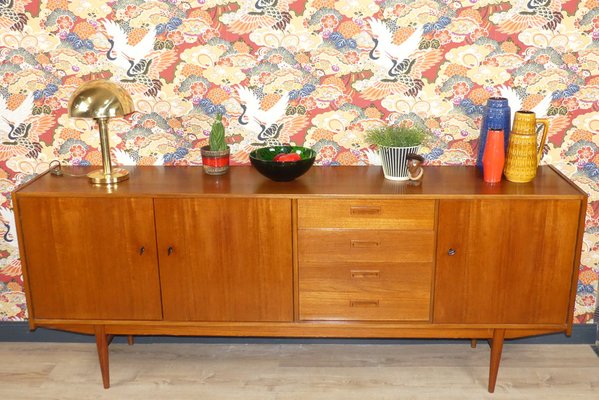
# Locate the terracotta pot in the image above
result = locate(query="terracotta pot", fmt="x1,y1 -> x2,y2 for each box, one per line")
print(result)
201,145 -> 230,175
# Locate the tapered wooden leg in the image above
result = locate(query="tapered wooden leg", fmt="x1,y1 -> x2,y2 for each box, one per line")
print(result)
94,325 -> 110,389
488,328 -> 505,393
127,335 -> 134,346
470,339 -> 477,348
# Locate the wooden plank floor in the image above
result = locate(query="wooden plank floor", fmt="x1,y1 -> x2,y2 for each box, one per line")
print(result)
0,343 -> 598,399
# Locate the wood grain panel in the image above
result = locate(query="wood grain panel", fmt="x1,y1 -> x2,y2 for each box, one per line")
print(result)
299,262 -> 432,321
16,166 -> 585,199
155,198 -> 293,322
433,199 -> 581,324
297,199 -> 435,229
300,292 -> 431,321
298,230 -> 434,263
18,197 -> 162,320
33,318 -> 569,339
299,262 -> 433,293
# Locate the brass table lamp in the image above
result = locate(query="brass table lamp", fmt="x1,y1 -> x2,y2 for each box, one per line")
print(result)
68,79 -> 134,184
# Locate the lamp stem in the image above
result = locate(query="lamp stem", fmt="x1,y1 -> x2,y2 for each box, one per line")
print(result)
87,117 -> 128,184
96,118 -> 113,177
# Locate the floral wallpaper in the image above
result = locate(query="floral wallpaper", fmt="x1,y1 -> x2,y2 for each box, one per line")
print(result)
0,0 -> 597,324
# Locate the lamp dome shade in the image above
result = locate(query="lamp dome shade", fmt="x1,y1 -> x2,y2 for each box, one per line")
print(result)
68,79 -> 134,119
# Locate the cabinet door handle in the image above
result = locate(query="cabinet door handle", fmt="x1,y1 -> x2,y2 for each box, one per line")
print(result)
447,248 -> 456,256
139,246 -> 145,255
350,300 -> 379,308
351,240 -> 380,248
350,206 -> 381,215
351,270 -> 380,279
167,246 -> 174,256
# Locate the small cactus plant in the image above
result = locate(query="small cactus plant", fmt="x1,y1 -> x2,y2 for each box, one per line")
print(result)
209,113 -> 226,151
202,113 -> 230,175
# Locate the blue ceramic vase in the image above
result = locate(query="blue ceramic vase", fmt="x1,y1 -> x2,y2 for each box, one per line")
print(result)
477,97 -> 511,170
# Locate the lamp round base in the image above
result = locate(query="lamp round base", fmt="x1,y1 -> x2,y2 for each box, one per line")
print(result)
87,168 -> 129,185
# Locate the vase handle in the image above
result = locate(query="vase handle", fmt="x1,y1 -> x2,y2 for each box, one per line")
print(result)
536,119 -> 549,165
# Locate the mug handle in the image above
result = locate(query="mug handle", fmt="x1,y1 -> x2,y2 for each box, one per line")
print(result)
536,118 -> 549,164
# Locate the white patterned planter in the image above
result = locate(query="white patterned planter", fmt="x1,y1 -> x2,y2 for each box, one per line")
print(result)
379,145 -> 420,181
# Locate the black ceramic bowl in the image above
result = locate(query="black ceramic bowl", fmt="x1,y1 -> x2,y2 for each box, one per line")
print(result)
249,146 -> 316,182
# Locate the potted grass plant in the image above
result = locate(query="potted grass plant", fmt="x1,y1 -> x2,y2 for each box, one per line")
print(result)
365,125 -> 429,181
201,113 -> 230,175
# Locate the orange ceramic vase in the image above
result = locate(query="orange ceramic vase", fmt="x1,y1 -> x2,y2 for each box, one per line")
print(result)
504,111 -> 549,183
482,129 -> 505,183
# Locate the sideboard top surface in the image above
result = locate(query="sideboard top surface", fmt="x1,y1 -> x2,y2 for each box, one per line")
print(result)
14,165 -> 585,199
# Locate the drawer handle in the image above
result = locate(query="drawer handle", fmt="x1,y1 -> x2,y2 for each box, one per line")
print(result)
351,270 -> 380,279
167,246 -> 174,256
351,240 -> 380,248
448,248 -> 456,256
350,300 -> 380,308
350,206 -> 381,215
139,246 -> 145,255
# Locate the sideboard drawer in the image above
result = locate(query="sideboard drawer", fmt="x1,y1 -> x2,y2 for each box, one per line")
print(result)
299,262 -> 432,321
300,262 -> 433,293
298,230 -> 434,263
297,199 -> 435,230
300,293 -> 430,321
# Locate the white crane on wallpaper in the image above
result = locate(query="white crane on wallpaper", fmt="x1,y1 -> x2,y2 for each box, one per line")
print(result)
101,20 -> 176,97
362,19 -> 439,100
0,93 -> 34,139
367,18 -> 423,77
0,93 -> 52,160
102,20 -> 157,74
235,85 -> 289,143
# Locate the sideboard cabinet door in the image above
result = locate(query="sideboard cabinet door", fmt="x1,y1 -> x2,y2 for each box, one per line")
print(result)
434,199 -> 581,324
18,198 -> 162,320
154,198 -> 293,322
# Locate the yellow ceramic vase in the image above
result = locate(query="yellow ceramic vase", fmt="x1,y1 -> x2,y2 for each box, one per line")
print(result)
504,111 -> 549,183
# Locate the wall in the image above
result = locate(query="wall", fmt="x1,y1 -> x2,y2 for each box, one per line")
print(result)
0,0 -> 597,323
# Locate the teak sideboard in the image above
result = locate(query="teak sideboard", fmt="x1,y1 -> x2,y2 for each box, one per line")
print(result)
12,165 -> 587,392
